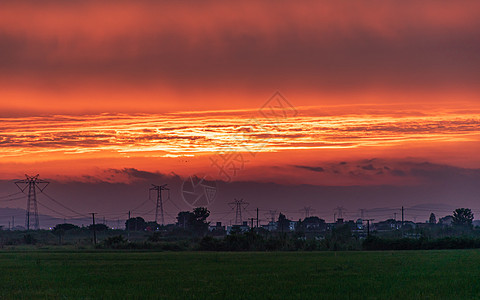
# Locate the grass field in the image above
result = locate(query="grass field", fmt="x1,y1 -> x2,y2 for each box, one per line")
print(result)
0,250 -> 479,299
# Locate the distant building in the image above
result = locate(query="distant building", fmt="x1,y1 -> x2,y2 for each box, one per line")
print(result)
209,222 -> 225,234
402,221 -> 417,230
289,221 -> 297,231
261,221 -> 277,231
355,219 -> 364,230
226,222 -> 250,235
302,216 -> 327,231
375,219 -> 401,231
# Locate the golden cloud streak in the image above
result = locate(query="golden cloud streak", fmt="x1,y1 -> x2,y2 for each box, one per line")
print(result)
0,107 -> 479,161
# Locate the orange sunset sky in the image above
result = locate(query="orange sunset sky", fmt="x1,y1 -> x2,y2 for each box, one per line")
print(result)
0,0 -> 479,224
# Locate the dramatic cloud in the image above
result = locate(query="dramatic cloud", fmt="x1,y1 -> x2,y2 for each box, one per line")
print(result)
0,0 -> 479,113
295,166 -> 325,173
0,105 -> 478,162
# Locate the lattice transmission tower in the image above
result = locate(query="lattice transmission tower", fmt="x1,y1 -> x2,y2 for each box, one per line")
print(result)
150,184 -> 169,225
228,198 -> 249,225
14,174 -> 49,230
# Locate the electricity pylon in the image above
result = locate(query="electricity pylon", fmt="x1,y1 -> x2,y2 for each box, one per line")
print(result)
302,206 -> 315,218
14,174 -> 49,230
150,184 -> 169,225
228,198 -> 249,225
334,206 -> 346,220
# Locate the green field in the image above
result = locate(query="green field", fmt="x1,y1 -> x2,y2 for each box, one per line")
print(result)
0,250 -> 479,299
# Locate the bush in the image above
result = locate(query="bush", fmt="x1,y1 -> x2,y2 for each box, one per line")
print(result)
363,236 -> 480,250
23,234 -> 36,245
198,236 -> 224,251
104,235 -> 127,249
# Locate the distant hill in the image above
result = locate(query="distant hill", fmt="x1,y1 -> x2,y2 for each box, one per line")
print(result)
0,207 -> 94,230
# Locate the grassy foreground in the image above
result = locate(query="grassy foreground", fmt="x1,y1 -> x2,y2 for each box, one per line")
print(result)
0,250 -> 479,299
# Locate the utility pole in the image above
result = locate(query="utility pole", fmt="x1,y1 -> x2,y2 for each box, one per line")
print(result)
150,184 -> 169,225
15,174 -> 49,230
228,198 -> 249,225
249,217 -> 255,228
127,211 -> 131,241
256,208 -> 259,228
134,212 -> 137,231
401,206 -> 404,237
91,213 -> 97,245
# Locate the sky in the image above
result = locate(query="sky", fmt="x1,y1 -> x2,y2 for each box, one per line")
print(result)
0,0 -> 479,226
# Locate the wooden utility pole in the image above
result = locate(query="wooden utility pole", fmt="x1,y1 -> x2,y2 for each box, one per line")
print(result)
401,206 -> 404,237
249,218 -> 255,229
91,213 -> 97,245
127,211 -> 131,241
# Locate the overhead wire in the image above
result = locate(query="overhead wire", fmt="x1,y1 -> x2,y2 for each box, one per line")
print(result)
0,195 -> 27,202
0,191 -> 24,199
38,191 -> 88,217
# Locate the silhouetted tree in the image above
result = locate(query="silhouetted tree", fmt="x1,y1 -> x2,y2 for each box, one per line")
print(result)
53,223 -> 79,231
104,235 -> 127,248
177,211 -> 194,229
176,208 -> 210,236
125,217 -> 146,231
429,213 -> 436,224
88,223 -> 109,231
331,224 -> 352,243
453,208 -> 474,228
52,223 -> 80,245
192,207 -> 210,236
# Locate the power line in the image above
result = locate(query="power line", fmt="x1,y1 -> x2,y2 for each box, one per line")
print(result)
38,191 -> 87,217
0,191 -> 24,199
0,195 -> 27,202
129,198 -> 151,212
36,200 -> 73,219
164,189 -> 183,211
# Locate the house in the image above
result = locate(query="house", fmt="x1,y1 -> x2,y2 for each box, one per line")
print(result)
302,216 -> 327,231
375,219 -> 401,231
355,219 -> 364,230
289,221 -> 297,231
262,221 -> 277,231
226,221 -> 250,234
209,222 -> 226,235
